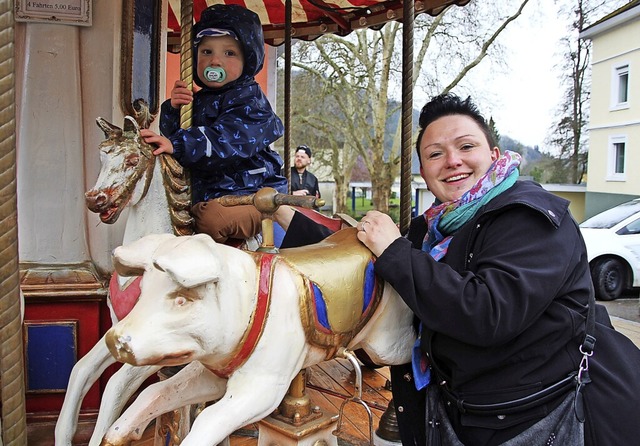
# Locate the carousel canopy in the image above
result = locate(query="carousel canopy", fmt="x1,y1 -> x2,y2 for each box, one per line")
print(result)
167,0 -> 470,47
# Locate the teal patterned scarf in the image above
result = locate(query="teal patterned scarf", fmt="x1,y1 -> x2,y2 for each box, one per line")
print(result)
422,150 -> 522,260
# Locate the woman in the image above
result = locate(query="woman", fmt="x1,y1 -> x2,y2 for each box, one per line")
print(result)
277,93 -> 640,446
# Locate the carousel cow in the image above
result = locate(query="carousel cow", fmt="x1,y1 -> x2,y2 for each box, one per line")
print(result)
98,228 -> 416,446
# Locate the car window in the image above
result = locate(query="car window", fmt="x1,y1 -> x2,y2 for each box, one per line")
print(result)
617,217 -> 640,235
580,200 -> 640,229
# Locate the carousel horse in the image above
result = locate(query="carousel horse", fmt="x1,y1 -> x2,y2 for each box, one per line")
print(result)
55,106 -> 194,445
97,226 -> 416,446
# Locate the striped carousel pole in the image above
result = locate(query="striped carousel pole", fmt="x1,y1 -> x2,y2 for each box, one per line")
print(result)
0,1 -> 27,445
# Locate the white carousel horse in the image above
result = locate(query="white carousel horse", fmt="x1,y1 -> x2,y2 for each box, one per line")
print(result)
98,230 -> 416,446
55,110 -> 193,445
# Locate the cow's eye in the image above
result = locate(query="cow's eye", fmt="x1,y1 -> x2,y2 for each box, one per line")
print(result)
175,296 -> 187,306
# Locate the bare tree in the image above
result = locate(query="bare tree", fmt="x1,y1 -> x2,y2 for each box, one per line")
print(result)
548,0 -> 627,184
284,0 -> 531,213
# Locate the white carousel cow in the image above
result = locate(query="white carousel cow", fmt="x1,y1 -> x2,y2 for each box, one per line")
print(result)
98,229 -> 416,446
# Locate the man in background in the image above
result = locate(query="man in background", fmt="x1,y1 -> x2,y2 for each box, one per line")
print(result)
290,145 -> 321,197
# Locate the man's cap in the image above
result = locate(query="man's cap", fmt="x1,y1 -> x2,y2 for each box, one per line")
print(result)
296,145 -> 312,158
194,28 -> 238,45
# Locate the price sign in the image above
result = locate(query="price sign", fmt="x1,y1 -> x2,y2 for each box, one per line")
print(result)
16,0 -> 92,26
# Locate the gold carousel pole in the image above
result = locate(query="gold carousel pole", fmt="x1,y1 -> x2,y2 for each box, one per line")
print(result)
153,2 -> 195,444
179,0 -> 194,129
0,1 -> 27,445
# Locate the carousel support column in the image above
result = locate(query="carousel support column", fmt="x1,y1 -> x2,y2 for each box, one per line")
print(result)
0,4 -> 27,446
376,0 -> 415,443
258,2 -> 337,445
153,1 -> 196,444
258,370 -> 338,446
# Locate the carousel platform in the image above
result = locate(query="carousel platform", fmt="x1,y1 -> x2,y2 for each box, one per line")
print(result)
132,357 -> 393,446
27,358 -> 393,445
28,317 -> 640,445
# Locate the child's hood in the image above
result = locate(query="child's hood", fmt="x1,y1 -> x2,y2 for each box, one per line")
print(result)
193,5 -> 265,89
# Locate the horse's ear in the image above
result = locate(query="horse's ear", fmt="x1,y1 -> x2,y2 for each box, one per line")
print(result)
96,117 -> 121,139
123,116 -> 141,139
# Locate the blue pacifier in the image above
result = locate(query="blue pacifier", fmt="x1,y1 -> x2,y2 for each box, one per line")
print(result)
204,67 -> 226,83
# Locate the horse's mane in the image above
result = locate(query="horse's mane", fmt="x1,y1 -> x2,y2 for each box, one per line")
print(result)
133,99 -> 194,236
160,155 -> 194,236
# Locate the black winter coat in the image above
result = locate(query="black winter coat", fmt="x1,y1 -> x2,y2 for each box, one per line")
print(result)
375,180 -> 640,446
290,167 -> 321,197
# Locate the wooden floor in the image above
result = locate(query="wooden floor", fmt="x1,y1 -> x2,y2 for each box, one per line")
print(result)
127,358 -> 392,446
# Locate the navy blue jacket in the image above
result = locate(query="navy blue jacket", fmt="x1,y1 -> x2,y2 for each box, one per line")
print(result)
160,5 -> 286,204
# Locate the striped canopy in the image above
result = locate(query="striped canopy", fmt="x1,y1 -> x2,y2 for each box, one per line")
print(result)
167,0 -> 470,47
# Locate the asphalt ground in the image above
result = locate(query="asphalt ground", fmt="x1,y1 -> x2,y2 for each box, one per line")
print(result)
599,295 -> 640,323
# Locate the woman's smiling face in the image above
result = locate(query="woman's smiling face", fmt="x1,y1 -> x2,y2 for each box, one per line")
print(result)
419,114 -> 500,203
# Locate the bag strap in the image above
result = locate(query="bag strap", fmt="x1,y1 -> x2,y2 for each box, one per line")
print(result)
581,281 -> 597,353
574,282 -> 597,422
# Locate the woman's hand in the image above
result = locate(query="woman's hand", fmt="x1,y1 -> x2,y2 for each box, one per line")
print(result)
140,129 -> 174,156
356,210 -> 401,257
169,80 -> 193,109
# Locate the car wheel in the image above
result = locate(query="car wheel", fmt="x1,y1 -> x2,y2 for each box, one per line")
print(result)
591,258 -> 626,301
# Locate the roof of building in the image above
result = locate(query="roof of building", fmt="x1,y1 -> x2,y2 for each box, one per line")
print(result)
580,0 -> 640,40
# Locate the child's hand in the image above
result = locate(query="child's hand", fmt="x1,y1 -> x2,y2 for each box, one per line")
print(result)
140,129 -> 174,156
170,80 -> 193,109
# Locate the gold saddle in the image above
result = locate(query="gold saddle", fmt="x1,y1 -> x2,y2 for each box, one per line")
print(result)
279,227 -> 383,356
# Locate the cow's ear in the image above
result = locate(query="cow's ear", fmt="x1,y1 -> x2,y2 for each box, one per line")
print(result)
113,234 -> 178,276
153,234 -> 222,288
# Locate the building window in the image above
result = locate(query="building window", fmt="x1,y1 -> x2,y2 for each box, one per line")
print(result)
611,64 -> 629,109
607,136 -> 627,181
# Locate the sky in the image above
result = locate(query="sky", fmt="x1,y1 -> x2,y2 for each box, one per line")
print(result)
477,0 -> 627,149
478,1 -> 568,149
